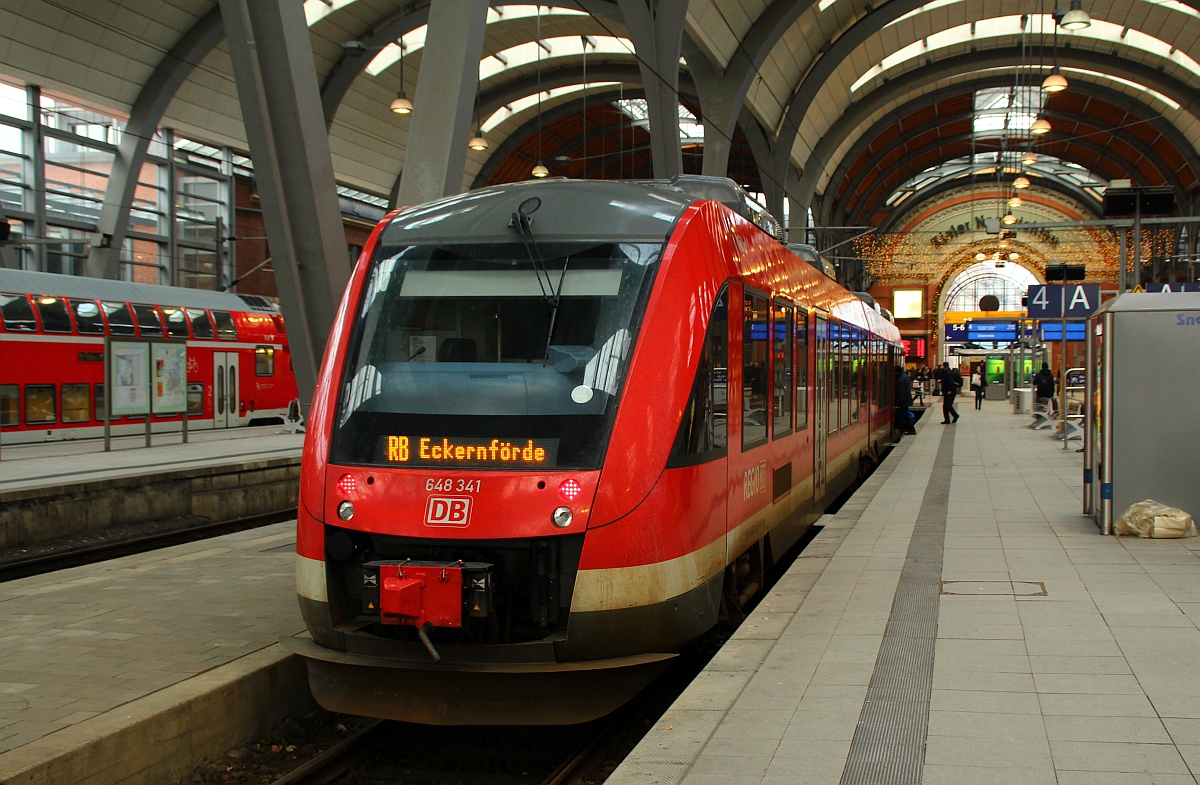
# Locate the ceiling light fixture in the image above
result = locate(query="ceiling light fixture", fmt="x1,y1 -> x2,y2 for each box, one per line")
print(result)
390,37 -> 412,114
975,251 -> 988,261
532,7 -> 546,179
1042,70 -> 1069,93
1030,116 -> 1052,134
1003,211 -> 1018,225
1009,196 -> 1023,208
1060,0 -> 1092,31
1014,175 -> 1031,189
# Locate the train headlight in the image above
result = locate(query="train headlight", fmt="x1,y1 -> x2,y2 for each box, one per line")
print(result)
552,507 -> 573,528
337,501 -> 355,521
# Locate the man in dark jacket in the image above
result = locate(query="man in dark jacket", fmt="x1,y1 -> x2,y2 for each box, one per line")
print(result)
941,361 -> 962,423
1034,362 -> 1057,409
894,366 -> 916,434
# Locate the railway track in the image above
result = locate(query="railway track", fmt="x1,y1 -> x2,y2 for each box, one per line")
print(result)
0,508 -> 297,582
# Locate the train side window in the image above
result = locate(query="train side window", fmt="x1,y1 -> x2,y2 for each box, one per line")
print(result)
795,308 -> 808,431
73,299 -> 105,334
742,291 -> 769,451
0,293 -> 37,332
187,382 -> 204,416
0,385 -> 17,426
850,330 -> 861,423
102,302 -> 136,335
187,309 -> 215,339
773,301 -> 793,439
95,383 -> 106,420
212,311 -> 238,340
161,307 -> 190,338
25,384 -> 56,425
33,296 -> 72,333
132,304 -> 163,336
62,383 -> 90,422
669,288 -> 728,466
255,345 -> 275,376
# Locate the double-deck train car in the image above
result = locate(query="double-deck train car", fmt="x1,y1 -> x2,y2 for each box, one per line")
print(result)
0,269 -> 297,443
284,177 -> 902,725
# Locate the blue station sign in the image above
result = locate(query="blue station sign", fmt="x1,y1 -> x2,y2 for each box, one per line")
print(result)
1026,284 -> 1101,319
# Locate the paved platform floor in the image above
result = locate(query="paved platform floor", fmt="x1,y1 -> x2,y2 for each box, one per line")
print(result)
0,427 -> 303,493
612,403 -> 1200,785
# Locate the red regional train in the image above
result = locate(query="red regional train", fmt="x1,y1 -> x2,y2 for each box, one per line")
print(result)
0,269 -> 297,443
284,176 -> 902,725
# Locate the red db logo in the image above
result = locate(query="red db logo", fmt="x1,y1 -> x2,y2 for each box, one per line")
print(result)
425,496 -> 472,526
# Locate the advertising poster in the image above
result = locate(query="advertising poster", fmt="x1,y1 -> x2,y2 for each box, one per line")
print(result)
111,341 -> 150,415
152,343 -> 187,414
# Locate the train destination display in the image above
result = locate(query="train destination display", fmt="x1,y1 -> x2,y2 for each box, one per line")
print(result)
380,436 -> 559,467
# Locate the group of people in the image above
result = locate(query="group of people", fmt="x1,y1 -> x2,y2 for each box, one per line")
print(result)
894,361 -> 990,434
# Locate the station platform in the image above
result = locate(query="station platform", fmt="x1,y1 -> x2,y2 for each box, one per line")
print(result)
612,405 -> 1200,785
0,522 -> 311,785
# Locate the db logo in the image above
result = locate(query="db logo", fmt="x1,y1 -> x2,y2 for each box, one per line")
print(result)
425,496 -> 472,526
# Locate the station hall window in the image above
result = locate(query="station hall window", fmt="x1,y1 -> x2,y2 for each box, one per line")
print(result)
742,291 -> 769,450
670,289 -> 728,465
132,304 -> 163,337
102,302 -> 136,335
0,293 -> 36,331
795,308 -> 808,430
73,300 -> 105,334
773,301 -> 793,439
0,385 -> 17,426
255,346 -> 275,376
34,296 -> 72,333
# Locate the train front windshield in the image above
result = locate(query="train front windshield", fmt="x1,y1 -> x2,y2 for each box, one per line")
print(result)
331,241 -> 661,470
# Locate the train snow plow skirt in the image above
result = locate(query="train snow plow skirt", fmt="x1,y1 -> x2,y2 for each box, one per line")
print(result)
281,636 -> 676,725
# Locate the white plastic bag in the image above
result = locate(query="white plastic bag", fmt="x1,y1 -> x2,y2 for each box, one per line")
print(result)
1115,499 -> 1197,538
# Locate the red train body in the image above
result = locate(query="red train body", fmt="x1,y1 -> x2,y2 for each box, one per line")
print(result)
0,270 -> 298,442
286,178 -> 902,724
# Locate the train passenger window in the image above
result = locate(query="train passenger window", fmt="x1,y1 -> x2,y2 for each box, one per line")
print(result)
25,385 -> 56,424
187,383 -> 204,416
61,383 -> 90,422
773,301 -> 793,439
850,330 -> 861,423
0,293 -> 37,332
255,346 -> 275,376
795,308 -> 808,430
161,307 -> 190,338
669,289 -> 728,466
212,311 -> 238,340
102,302 -> 136,335
33,296 -> 72,333
742,291 -> 769,451
187,309 -> 215,339
0,385 -> 17,426
94,384 -> 105,420
132,304 -> 163,336
73,300 -> 105,334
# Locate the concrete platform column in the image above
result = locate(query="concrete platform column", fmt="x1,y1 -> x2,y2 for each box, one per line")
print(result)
395,1 -> 489,207
218,0 -> 351,403
617,0 -> 688,179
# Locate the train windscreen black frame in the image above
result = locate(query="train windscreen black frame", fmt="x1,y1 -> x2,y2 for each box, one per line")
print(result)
331,241 -> 662,469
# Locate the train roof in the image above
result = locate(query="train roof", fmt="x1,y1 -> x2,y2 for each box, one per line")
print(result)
0,268 -> 278,313
1096,291 -> 1200,313
382,179 -> 697,246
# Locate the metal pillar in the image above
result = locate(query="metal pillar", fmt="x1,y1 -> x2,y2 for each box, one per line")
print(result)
617,0 -> 688,179
218,0 -> 351,405
1118,225 -> 1128,294
28,86 -> 46,272
395,1 -> 488,206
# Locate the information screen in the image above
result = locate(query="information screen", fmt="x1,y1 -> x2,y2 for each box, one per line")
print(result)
1039,322 -> 1087,342
376,436 -> 560,468
966,321 -> 1017,342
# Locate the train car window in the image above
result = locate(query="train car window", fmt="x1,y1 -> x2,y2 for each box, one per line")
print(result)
25,385 -> 56,424
0,385 -> 17,426
773,301 -> 793,439
830,322 -> 842,434
669,288 -> 728,466
0,293 -> 37,332
331,240 -> 663,470
132,304 -> 163,336
212,311 -> 238,340
742,291 -> 769,451
33,296 -> 72,333
73,300 -> 105,334
187,382 -> 203,416
255,346 -> 275,376
94,384 -> 105,420
102,302 -> 136,335
187,309 -> 215,339
61,383 -> 90,422
795,308 -> 808,430
161,307 -> 190,338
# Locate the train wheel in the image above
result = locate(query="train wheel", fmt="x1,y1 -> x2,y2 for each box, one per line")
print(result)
719,540 -> 766,624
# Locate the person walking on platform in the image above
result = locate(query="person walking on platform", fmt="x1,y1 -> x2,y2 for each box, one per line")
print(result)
894,366 -> 917,435
932,364 -> 945,396
941,361 -> 962,423
1034,362 -> 1057,411
971,368 -> 985,410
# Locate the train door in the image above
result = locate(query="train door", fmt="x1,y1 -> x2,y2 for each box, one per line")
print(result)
212,352 -> 240,428
813,315 -> 828,500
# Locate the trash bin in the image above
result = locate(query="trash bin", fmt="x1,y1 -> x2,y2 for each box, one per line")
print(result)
1013,387 -> 1033,413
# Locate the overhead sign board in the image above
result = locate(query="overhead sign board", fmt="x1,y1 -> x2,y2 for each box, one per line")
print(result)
1145,282 -> 1200,293
967,321 -> 1017,342
944,322 -> 967,342
1026,284 -> 1101,319
1039,322 -> 1087,342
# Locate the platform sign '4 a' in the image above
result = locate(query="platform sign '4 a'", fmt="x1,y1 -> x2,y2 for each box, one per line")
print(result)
1026,284 -> 1101,319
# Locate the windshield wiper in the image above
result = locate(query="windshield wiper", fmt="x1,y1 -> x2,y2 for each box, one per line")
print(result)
509,196 -> 569,362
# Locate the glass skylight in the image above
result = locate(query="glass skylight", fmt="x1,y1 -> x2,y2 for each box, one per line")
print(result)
852,15 -> 1200,93
884,152 -> 1108,210
972,87 -> 1046,136
481,82 -> 619,132
477,36 -> 633,82
887,0 -> 1200,29
615,99 -> 705,143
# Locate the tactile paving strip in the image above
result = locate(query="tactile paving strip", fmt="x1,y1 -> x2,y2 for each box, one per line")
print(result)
840,427 -> 954,785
